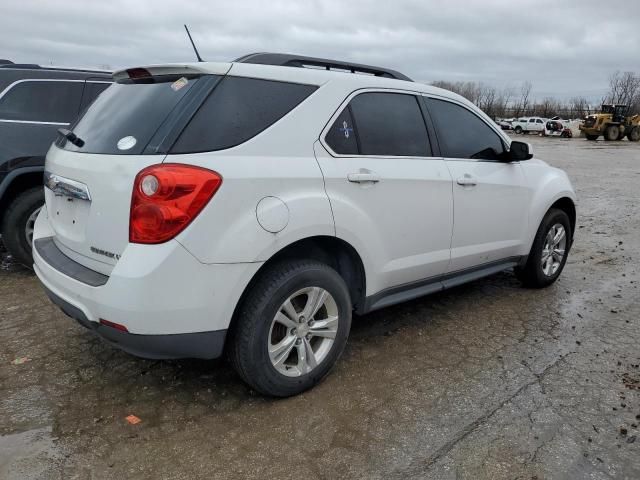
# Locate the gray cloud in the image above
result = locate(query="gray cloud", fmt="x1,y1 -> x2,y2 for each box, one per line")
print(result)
2,0 -> 639,101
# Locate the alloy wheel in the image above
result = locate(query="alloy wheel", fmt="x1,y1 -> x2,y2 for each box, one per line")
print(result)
268,287 -> 339,377
541,223 -> 567,276
24,206 -> 42,247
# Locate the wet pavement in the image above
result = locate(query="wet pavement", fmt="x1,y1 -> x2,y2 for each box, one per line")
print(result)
1,136 -> 639,479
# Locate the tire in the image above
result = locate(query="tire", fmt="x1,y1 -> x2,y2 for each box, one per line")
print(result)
228,259 -> 352,397
585,134 -> 599,140
628,127 -> 640,142
1,187 -> 44,269
514,126 -> 522,134
515,208 -> 572,288
604,125 -> 620,141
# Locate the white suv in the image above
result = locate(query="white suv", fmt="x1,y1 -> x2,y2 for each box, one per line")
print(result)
33,53 -> 576,396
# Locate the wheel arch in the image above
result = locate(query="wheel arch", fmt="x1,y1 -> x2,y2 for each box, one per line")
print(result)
230,235 -> 367,330
550,196 -> 576,236
0,167 -> 44,227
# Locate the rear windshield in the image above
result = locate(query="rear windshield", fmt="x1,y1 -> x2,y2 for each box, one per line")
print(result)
59,75 -> 202,155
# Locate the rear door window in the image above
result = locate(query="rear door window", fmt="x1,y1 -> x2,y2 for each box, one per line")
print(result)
61,75 -> 203,155
0,80 -> 83,123
171,77 -> 317,153
346,92 -> 430,156
426,98 -> 505,160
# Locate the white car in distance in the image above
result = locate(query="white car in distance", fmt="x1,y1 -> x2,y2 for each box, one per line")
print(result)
512,116 -> 547,134
33,53 -> 576,396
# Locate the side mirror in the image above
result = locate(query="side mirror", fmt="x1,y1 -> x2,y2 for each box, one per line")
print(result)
508,141 -> 533,161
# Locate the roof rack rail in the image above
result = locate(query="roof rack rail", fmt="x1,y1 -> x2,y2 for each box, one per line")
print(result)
233,52 -> 412,82
0,63 -> 111,74
0,63 -> 41,69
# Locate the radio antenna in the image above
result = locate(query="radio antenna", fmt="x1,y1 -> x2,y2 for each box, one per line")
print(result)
184,24 -> 204,62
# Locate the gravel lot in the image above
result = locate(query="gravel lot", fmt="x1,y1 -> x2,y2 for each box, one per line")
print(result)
1,136 -> 639,479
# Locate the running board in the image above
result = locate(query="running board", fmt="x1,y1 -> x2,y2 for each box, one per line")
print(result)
360,257 -> 524,314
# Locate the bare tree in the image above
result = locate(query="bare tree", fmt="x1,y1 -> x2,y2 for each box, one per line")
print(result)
607,71 -> 640,105
514,81 -> 533,117
569,96 -> 590,118
430,73 -> 640,120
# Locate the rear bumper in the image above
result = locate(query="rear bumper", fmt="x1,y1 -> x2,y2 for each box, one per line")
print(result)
32,209 -> 262,359
43,285 -> 226,359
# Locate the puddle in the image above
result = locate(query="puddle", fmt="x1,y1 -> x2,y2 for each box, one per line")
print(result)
0,427 -> 62,480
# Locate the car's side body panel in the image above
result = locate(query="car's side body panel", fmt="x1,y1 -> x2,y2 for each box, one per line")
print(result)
444,159 -> 530,271
520,159 -> 577,250
170,73 -> 341,264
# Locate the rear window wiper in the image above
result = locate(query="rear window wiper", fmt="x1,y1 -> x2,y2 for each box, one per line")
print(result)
57,128 -> 85,148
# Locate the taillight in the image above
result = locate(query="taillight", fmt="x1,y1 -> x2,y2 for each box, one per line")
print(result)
130,164 -> 222,244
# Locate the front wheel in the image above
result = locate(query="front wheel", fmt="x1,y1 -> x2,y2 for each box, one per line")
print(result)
515,208 -> 572,288
604,125 -> 620,141
1,187 -> 44,269
585,134 -> 599,140
228,260 -> 352,397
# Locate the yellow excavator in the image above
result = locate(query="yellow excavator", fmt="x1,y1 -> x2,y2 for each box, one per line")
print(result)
579,104 -> 640,141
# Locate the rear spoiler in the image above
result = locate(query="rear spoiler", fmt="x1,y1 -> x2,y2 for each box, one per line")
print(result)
113,63 -> 231,83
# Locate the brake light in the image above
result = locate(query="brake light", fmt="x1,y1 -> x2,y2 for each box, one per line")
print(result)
126,68 -> 152,79
130,164 -> 222,244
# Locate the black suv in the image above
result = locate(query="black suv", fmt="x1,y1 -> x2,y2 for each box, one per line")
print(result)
0,60 -> 111,267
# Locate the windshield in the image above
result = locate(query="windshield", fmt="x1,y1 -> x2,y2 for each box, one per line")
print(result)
59,75 -> 203,155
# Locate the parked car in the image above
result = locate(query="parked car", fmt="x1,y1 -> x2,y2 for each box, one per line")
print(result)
512,116 -> 546,134
0,60 -> 111,266
497,118 -> 513,130
33,53 -> 576,397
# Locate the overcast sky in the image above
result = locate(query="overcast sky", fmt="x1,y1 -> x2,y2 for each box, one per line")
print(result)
2,0 -> 639,101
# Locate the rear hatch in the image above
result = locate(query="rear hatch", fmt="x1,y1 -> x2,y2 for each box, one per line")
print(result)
44,64 -> 230,275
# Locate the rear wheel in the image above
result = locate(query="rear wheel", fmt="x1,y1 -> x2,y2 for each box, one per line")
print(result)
229,260 -> 352,397
1,187 -> 44,269
514,126 -> 523,134
585,134 -> 599,140
515,208 -> 572,288
604,124 -> 620,141
628,127 -> 640,142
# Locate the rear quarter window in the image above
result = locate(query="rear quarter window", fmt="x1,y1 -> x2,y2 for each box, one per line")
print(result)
170,77 -> 317,153
0,80 -> 83,123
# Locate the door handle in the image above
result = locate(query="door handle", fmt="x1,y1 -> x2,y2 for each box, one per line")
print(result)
456,174 -> 477,187
348,172 -> 380,184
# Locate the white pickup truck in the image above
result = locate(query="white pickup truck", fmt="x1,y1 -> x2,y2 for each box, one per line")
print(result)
512,117 -> 546,134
